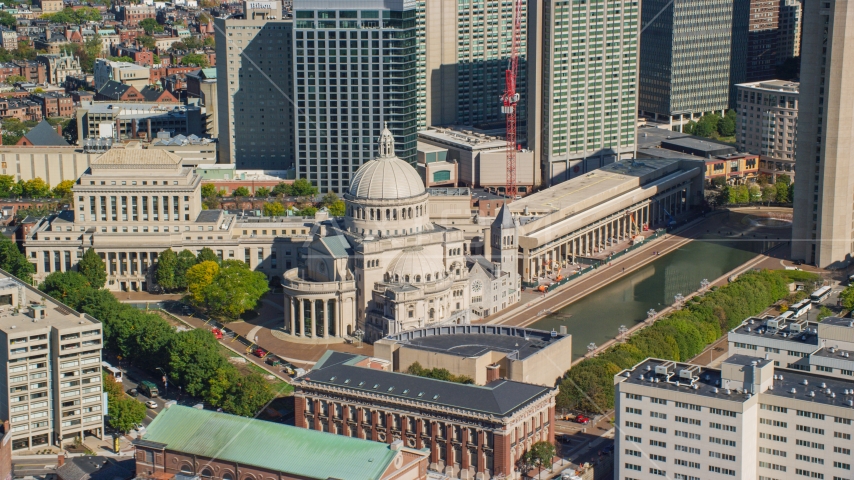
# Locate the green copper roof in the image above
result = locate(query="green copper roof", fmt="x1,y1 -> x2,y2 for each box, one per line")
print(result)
142,405 -> 397,480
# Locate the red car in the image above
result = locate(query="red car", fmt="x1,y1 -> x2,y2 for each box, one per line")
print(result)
253,347 -> 267,358
211,328 -> 223,340
575,414 -> 591,425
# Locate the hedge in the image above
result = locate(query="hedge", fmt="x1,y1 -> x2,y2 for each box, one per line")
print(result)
557,269 -> 818,412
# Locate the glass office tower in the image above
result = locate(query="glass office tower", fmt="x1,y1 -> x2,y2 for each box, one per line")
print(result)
292,0 -> 418,193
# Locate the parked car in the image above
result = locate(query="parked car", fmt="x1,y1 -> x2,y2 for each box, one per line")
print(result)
145,400 -> 158,409
574,414 -> 591,424
138,380 -> 159,398
253,347 -> 267,358
127,388 -> 137,397
266,356 -> 282,367
211,328 -> 223,340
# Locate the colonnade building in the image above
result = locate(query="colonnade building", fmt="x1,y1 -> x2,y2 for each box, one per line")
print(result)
507,158 -> 705,284
23,145 -> 317,293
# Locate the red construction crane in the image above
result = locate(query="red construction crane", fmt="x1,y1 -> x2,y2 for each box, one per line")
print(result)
501,0 -> 523,200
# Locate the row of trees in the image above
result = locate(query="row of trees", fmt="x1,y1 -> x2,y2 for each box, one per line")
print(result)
41,7 -> 101,24
38,270 -> 277,417
156,248 -> 269,320
405,362 -> 474,384
201,179 -> 320,200
717,181 -> 794,205
557,269 -> 811,412
0,175 -> 74,200
683,110 -> 737,139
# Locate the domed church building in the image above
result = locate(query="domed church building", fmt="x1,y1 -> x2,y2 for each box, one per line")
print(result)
283,124 -> 521,343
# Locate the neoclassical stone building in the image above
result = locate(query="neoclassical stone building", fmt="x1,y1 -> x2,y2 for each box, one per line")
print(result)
283,126 -> 520,342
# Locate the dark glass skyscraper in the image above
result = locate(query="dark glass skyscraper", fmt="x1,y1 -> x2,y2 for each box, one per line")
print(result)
292,0 -> 418,193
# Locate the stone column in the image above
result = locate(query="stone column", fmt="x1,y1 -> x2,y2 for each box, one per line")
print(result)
430,421 -> 438,466
461,427 -> 469,470
386,413 -> 394,443
309,300 -> 316,338
416,418 -> 423,449
287,296 -> 294,334
476,430 -> 484,474
323,299 -> 329,339
313,399 -> 321,430
445,424 -> 454,470
336,298 -> 342,338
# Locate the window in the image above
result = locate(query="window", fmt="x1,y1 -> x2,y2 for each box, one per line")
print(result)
625,463 -> 641,472
650,412 -> 666,419
796,454 -> 824,464
675,401 -> 702,411
650,454 -> 666,462
626,407 -> 642,415
760,447 -> 787,457
625,449 -> 641,457
649,468 -> 666,476
650,440 -> 666,448
797,410 -> 825,420
675,416 -> 701,426
835,417 -> 852,425
759,461 -> 787,472
625,393 -> 642,400
651,398 -> 667,405
625,421 -> 641,429
796,439 -> 824,449
650,426 -> 666,434
834,462 -> 851,470
675,430 -> 701,440
760,418 -> 787,428
625,435 -> 641,443
795,468 -> 824,478
760,433 -> 788,442
709,451 -> 736,461
710,408 -> 737,417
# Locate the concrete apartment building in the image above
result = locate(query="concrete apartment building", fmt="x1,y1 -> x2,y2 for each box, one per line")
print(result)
417,0 -> 528,133
93,59 -> 149,91
185,68 -> 217,138
38,0 -> 63,13
0,272 -> 105,451
528,0 -> 639,185
792,0 -> 854,268
638,0 -> 735,131
614,354 -> 854,480
289,0 -> 418,194
214,1 -> 293,170
735,80 -> 799,182
23,147 -> 316,292
295,350 -> 557,479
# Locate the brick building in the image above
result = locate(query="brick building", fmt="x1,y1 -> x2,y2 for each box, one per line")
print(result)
30,92 -> 74,118
0,62 -> 47,85
133,404 -> 430,480
116,5 -> 156,26
110,45 -> 154,67
0,98 -> 42,122
294,351 -> 557,479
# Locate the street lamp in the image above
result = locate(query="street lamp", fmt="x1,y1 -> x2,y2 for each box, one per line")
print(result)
618,325 -> 628,342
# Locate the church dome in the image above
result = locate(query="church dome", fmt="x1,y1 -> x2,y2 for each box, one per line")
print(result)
348,124 -> 426,201
384,248 -> 446,284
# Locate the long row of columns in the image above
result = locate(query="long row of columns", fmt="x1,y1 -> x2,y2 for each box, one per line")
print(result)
84,193 -> 188,223
286,297 -> 342,338
39,250 -> 159,278
521,187 -> 690,282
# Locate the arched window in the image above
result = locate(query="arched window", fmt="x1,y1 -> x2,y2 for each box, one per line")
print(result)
394,274 -> 400,282
408,207 -> 412,218
370,209 -> 375,220
222,474 -> 234,480
426,274 -> 431,281
180,466 -> 193,474
200,468 -> 213,478
429,308 -> 435,319
408,307 -> 414,318
393,209 -> 398,220
386,209 -> 391,220
415,275 -> 421,282
405,275 -> 410,283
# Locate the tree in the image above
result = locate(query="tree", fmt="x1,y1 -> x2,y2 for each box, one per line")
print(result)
153,54 -> 161,64
761,185 -> 777,204
748,184 -> 761,203
108,396 -> 147,433
0,175 -> 16,197
186,260 -> 219,304
776,174 -> 792,186
839,286 -> 854,311
77,248 -> 106,289
818,305 -> 833,321
295,205 -> 317,217
139,18 -> 164,34
321,192 -> 339,207
137,35 -> 156,50
262,201 -> 285,217
775,181 -> 790,203
682,120 -> 697,135
108,56 -> 134,63
0,236 -> 34,283
290,178 -> 318,197
272,182 -> 291,196
155,249 -> 178,291
174,250 -> 198,290
0,11 -> 16,29
718,109 -> 736,137
522,441 -> 556,475
693,113 -> 722,138
328,200 -> 346,217
734,184 -> 750,204
220,372 -> 275,417
200,262 -> 269,320
52,179 -> 75,199
196,248 -> 219,264
254,186 -> 270,197
22,178 -> 50,198
232,186 -> 250,197
180,53 -> 209,67
201,183 -> 217,198
39,271 -> 92,304
167,328 -> 228,396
